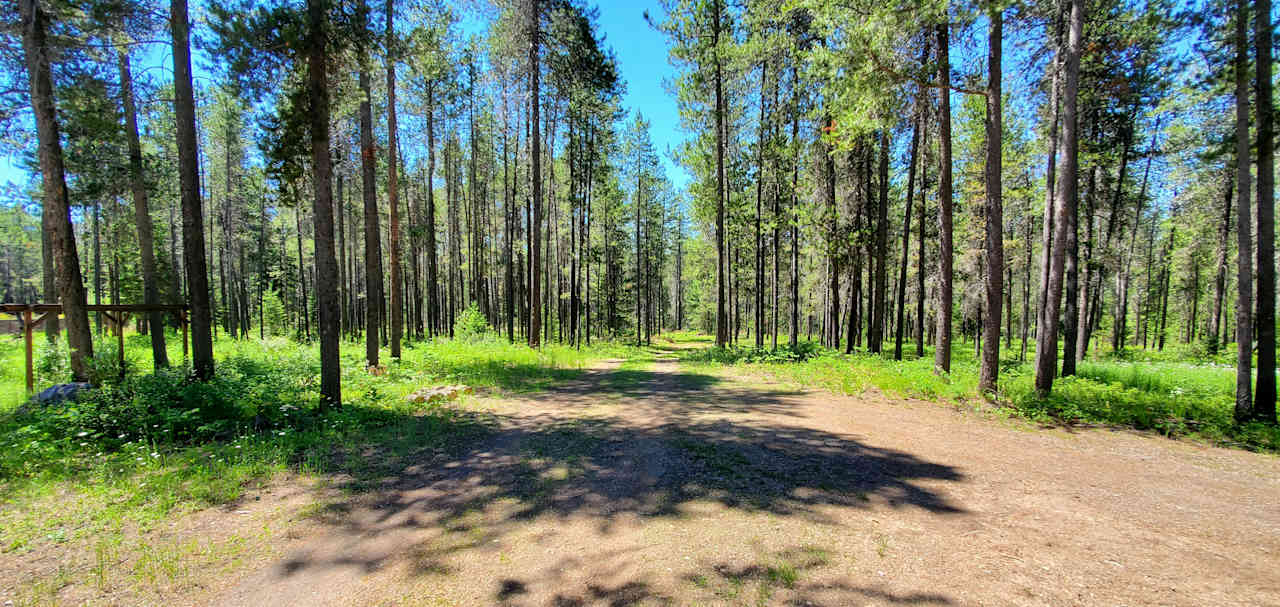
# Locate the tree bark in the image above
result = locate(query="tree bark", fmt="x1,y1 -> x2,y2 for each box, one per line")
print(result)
713,0 -> 728,347
170,0 -> 213,380
871,131 -> 889,353
386,0 -> 403,357
1235,0 -> 1255,420
894,112 -> 920,360
979,7 -> 1003,394
934,22 -> 954,375
528,0 -> 543,348
426,80 -> 439,338
1034,0 -> 1083,396
1255,0 -> 1277,422
1209,173 -> 1233,354
789,65 -> 801,349
119,43 -> 169,368
307,0 -> 340,406
359,0 -> 383,366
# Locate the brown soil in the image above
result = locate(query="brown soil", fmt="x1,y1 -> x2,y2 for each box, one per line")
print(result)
208,355 -> 1280,606
9,353 -> 1279,606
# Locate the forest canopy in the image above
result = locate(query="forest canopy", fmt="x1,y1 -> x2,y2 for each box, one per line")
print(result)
0,0 -> 1276,426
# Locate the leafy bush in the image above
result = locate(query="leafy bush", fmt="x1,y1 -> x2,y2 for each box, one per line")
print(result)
453,303 -> 491,342
262,290 -> 288,336
681,341 -> 826,365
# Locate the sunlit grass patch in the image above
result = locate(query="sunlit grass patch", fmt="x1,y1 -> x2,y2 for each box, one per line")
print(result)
664,332 -> 1279,452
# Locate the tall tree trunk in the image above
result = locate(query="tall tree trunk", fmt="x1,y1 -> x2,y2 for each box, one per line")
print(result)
894,113 -> 920,360
528,0 -> 542,348
296,202 -> 310,340
93,200 -> 102,335
359,0 -> 383,366
789,67 -> 801,349
635,158 -> 643,346
170,0 -> 213,379
1235,0 -> 1255,420
504,101 -> 515,342
934,22 -> 954,375
1255,0 -> 1277,422
119,43 -> 169,368
1034,0 -> 1083,396
426,80 -> 439,338
337,164 -> 348,339
1021,214 -> 1031,361
386,0 -> 402,358
1037,5 -> 1064,355
307,0 -> 340,406
755,62 -> 767,349
917,85 -> 930,359
872,131 -> 889,353
713,0 -> 728,347
979,7 -> 1003,394
1210,174 -> 1233,354
40,219 -> 58,343
823,120 -> 839,350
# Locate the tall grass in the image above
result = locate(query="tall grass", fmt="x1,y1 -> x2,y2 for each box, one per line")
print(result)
676,337 -> 1279,452
0,332 -> 639,555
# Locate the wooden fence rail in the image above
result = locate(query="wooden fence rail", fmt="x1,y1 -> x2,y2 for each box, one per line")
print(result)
1,304 -> 190,394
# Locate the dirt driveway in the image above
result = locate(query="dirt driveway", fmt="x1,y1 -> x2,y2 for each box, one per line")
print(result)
211,354 -> 1280,606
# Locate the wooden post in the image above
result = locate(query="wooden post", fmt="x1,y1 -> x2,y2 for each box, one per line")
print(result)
116,313 -> 125,381
24,307 -> 34,395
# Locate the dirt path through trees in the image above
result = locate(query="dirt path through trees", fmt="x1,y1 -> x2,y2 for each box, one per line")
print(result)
213,352 -> 1280,606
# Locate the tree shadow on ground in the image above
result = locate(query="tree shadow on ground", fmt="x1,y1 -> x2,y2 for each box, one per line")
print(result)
272,363 -> 967,601
505,543 -> 955,606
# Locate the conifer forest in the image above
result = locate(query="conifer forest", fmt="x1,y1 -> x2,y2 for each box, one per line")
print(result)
1,0 -> 1278,604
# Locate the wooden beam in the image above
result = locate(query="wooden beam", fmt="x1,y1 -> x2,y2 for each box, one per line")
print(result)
0,303 -> 189,314
23,307 -> 33,394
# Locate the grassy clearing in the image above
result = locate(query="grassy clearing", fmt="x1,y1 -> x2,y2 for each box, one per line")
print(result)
674,335 -> 1280,452
0,329 -> 639,602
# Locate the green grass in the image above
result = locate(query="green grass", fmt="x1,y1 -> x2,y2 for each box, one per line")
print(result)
674,335 -> 1280,452
0,330 -> 638,565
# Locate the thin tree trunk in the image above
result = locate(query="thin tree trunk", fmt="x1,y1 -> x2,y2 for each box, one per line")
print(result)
1037,5 -> 1064,354
894,113 -> 920,360
1209,174 -> 1233,354
935,22 -> 954,375
426,80 -> 439,338
528,0 -> 543,348
119,43 -> 169,367
386,0 -> 402,358
359,0 -> 383,366
713,0 -> 728,347
872,131 -> 889,354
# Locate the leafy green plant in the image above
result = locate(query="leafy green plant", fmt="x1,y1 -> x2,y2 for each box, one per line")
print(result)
453,303 -> 491,342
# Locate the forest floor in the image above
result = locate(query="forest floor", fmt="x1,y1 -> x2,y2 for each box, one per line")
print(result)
7,340 -> 1280,606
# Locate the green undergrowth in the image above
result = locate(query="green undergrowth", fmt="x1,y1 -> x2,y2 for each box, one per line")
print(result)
0,331 -> 640,555
676,336 -> 1280,452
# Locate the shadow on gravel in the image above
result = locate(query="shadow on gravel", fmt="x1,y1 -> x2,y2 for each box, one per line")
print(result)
501,543 -> 955,606
277,363 -> 966,601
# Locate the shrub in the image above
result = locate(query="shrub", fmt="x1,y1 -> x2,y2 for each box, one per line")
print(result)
453,303 -> 491,342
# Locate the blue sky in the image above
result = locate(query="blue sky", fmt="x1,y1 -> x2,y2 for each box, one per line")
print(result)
0,0 -> 692,193
595,0 -> 690,190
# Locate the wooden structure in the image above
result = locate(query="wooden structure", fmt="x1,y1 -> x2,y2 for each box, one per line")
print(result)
1,303 -> 189,394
